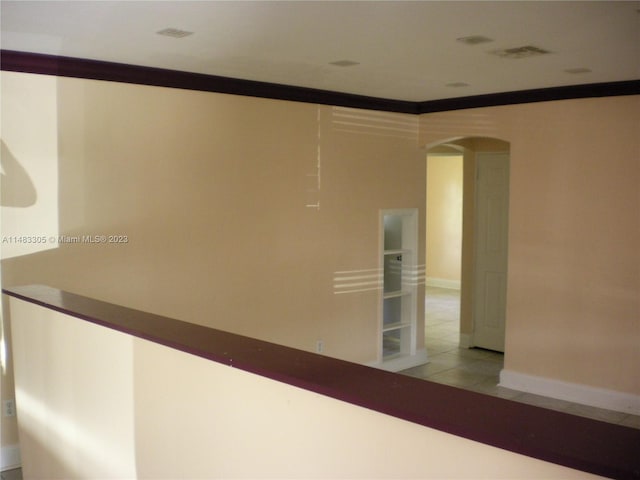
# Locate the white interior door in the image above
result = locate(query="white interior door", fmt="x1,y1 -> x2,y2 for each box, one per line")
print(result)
473,152 -> 509,352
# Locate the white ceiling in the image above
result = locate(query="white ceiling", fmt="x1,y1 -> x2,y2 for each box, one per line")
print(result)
2,1 -> 639,102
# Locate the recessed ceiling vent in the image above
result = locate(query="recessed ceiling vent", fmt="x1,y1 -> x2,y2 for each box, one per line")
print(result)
329,60 -> 360,67
457,35 -> 493,45
491,45 -> 551,59
564,67 -> 592,74
156,28 -> 194,39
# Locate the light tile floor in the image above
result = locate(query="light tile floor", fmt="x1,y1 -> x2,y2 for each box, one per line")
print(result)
400,286 -> 640,429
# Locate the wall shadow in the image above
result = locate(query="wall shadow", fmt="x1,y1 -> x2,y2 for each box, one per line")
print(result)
1,140 -> 37,208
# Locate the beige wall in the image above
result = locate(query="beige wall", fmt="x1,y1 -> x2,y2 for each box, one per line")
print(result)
1,72 -> 426,452
0,302 -> 19,467
9,298 -> 601,479
0,71 -> 425,360
1,70 -> 638,456
9,299 -> 137,478
425,154 -> 463,286
421,96 -> 640,395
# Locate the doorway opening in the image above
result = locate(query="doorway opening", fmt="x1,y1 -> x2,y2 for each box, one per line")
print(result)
425,150 -> 463,355
425,137 -> 510,356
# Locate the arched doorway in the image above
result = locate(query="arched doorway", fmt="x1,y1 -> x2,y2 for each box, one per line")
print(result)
425,137 -> 510,353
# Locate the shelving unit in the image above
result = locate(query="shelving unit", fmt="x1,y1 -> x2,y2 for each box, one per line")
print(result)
379,209 -> 421,369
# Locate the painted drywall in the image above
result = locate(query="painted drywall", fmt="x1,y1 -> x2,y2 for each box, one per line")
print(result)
9,299 -> 136,478
425,154 -> 463,287
0,71 -> 425,359
420,96 -> 640,396
1,74 -> 59,467
0,301 -> 20,470
1,70 -> 638,450
0,71 -> 426,449
10,298 -> 601,479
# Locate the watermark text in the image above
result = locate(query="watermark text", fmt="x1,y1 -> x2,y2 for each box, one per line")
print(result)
2,234 -> 129,245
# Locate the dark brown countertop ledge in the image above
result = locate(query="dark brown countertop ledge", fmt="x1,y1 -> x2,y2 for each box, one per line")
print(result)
4,284 -> 639,479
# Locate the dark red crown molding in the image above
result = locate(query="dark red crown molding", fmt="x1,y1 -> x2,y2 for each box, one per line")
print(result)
0,50 -> 419,114
418,80 -> 640,113
3,50 -> 639,114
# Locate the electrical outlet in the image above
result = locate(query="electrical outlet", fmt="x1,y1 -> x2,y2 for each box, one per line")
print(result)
3,399 -> 16,417
315,340 -> 324,354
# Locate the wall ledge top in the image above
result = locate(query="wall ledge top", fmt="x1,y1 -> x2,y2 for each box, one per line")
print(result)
4,284 -> 639,479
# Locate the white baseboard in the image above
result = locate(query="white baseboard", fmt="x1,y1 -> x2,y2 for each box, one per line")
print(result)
500,369 -> 640,416
1,444 -> 21,471
425,277 -> 460,290
367,348 -> 428,372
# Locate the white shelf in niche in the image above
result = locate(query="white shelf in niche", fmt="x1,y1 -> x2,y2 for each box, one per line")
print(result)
382,322 -> 412,332
383,290 -> 411,299
376,208 -> 426,371
384,249 -> 410,255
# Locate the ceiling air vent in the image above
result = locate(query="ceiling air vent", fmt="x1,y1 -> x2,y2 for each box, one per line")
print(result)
329,60 -> 360,67
456,35 -> 493,45
491,45 -> 551,59
564,67 -> 592,74
156,28 -> 194,39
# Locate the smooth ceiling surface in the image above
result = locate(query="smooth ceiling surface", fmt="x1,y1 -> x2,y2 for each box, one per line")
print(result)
1,1 -> 639,101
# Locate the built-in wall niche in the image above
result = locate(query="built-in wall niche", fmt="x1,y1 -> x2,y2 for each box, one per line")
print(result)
377,209 -> 427,371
